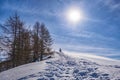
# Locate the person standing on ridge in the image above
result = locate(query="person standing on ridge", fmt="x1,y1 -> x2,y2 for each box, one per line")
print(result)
59,48 -> 62,52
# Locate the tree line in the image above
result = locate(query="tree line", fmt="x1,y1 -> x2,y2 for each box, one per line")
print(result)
0,13 -> 53,72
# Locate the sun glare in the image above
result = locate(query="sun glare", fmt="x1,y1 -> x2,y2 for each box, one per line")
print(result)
66,8 -> 83,24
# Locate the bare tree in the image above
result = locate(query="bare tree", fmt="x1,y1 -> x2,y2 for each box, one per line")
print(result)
32,22 -> 53,61
39,23 -> 53,60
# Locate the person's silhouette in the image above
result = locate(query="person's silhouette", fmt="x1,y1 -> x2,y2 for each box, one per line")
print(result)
59,48 -> 62,52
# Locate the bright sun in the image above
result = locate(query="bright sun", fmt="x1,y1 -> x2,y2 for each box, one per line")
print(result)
66,8 -> 83,24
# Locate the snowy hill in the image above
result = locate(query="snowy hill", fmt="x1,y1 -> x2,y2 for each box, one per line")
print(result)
0,52 -> 120,80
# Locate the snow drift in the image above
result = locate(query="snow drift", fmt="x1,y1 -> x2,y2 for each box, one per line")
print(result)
0,52 -> 120,80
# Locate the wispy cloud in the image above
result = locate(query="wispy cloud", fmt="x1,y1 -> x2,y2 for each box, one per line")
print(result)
2,1 -> 60,17
52,31 -> 120,59
67,31 -> 117,41
1,0 -> 120,60
54,43 -> 120,58
52,30 -> 120,49
98,0 -> 120,11
54,43 -> 116,51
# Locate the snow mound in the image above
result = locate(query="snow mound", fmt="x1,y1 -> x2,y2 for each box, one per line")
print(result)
0,52 -> 120,80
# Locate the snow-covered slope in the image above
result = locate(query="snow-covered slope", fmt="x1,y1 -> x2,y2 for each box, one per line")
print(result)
64,51 -> 120,65
0,52 -> 120,80
0,37 -> 10,62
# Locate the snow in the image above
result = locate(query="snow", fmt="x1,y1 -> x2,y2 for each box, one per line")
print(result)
64,51 -> 120,65
0,52 -> 120,80
0,38 -> 10,62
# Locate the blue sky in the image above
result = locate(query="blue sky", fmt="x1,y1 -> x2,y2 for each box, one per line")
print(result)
0,0 -> 120,59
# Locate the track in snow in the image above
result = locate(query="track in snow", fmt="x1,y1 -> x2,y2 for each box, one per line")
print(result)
18,53 -> 120,80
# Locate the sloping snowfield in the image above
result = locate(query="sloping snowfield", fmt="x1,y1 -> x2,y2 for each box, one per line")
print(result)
0,52 -> 120,80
